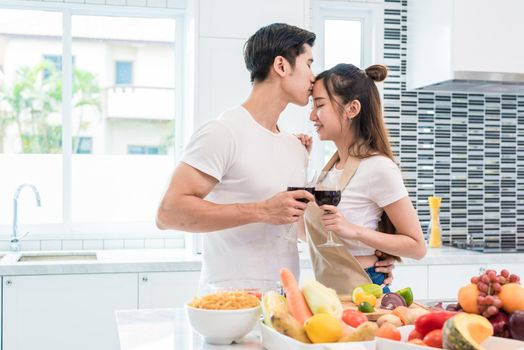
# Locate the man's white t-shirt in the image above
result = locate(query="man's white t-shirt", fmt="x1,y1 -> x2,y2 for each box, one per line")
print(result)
333,155 -> 408,256
181,106 -> 308,292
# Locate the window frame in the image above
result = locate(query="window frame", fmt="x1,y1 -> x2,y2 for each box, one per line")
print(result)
0,1 -> 188,243
310,1 -> 384,169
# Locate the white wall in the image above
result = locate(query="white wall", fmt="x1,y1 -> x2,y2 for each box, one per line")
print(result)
193,0 -> 311,134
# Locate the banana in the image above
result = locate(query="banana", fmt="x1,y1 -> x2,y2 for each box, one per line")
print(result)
270,311 -> 311,343
261,291 -> 288,326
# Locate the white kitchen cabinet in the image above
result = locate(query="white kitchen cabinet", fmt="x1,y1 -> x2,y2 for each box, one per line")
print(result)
427,264 -> 486,299
408,0 -> 524,90
138,271 -> 200,308
389,265 -> 428,300
0,277 -> 2,347
3,273 -> 138,350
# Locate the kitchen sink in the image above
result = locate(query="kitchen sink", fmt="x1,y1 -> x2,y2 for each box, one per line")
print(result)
17,252 -> 97,262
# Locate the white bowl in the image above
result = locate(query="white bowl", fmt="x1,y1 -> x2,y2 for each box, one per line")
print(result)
185,304 -> 261,345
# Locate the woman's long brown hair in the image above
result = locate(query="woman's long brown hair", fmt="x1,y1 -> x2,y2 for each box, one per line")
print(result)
316,64 -> 398,248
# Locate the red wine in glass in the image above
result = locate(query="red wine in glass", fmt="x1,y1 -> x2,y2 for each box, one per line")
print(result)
314,190 -> 341,206
286,187 -> 315,203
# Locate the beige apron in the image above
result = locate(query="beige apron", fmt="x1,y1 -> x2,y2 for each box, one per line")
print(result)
305,152 -> 372,295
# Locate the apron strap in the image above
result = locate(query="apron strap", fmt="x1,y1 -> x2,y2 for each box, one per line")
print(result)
320,152 -> 361,191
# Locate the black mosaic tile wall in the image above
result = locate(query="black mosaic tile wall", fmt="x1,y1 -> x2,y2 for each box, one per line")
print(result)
383,0 -> 524,250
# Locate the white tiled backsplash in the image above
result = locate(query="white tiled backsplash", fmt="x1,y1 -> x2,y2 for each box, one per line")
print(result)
23,0 -> 185,8
0,238 -> 183,251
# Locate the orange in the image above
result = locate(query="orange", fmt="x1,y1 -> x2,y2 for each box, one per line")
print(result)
499,283 -> 524,314
458,283 -> 480,314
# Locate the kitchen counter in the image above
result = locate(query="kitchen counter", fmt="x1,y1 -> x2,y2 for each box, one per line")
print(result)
115,308 -> 262,350
0,246 -> 523,276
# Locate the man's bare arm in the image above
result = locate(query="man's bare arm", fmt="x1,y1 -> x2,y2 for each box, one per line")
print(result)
156,163 -> 314,232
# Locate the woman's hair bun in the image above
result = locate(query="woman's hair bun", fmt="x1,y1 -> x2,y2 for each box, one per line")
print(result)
365,64 -> 388,82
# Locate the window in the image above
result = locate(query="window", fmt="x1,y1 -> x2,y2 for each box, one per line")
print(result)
115,61 -> 133,85
0,9 -> 64,226
43,54 -> 76,79
43,55 -> 62,79
311,2 -> 384,167
0,6 -> 186,243
128,145 -> 160,155
74,137 -> 93,154
324,20 -> 362,70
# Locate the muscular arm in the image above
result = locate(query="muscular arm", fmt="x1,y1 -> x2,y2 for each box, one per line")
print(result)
156,162 -> 314,232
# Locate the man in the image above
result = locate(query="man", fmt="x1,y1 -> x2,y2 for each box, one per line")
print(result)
157,23 -> 394,291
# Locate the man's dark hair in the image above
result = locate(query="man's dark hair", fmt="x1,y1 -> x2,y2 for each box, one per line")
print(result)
243,23 -> 316,83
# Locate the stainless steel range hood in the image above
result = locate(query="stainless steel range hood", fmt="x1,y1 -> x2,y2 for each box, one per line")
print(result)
417,72 -> 524,94
407,0 -> 524,94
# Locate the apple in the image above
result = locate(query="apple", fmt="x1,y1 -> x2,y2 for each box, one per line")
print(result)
509,310 -> 524,340
488,311 -> 510,338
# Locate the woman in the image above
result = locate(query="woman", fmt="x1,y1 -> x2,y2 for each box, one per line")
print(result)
303,63 -> 426,294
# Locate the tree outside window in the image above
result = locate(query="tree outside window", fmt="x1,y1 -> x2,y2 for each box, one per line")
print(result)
0,60 -> 101,154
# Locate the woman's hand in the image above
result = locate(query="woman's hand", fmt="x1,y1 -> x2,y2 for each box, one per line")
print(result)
294,133 -> 313,154
319,205 -> 359,239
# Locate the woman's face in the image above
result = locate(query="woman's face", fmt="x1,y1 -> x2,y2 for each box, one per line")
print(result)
309,79 -> 348,141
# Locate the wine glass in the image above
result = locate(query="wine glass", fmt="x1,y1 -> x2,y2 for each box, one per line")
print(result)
315,170 -> 343,248
283,168 -> 317,242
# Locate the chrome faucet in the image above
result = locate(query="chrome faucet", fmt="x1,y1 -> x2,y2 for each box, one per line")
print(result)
11,183 -> 41,252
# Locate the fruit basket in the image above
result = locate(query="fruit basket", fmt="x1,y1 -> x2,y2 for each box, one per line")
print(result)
260,321 -> 376,350
376,325 -> 524,350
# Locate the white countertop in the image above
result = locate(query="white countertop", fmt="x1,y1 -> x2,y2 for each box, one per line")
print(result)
0,246 -> 523,276
115,308 -> 263,350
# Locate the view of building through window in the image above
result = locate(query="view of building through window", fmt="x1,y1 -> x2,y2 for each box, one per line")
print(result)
0,9 -> 179,233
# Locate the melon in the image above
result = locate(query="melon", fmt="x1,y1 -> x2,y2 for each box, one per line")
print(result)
442,313 -> 493,350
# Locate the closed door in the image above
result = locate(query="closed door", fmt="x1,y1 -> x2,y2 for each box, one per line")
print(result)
138,271 -> 200,308
3,273 -> 138,350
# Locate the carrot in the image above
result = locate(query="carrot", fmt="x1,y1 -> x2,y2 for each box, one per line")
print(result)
280,268 -> 313,324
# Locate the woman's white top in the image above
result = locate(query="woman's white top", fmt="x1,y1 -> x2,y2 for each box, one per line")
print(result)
333,155 -> 409,256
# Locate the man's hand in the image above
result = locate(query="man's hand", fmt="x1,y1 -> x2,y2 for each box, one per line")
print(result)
259,190 -> 315,225
375,250 -> 396,286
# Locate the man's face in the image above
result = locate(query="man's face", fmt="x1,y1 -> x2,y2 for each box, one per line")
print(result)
282,44 -> 315,106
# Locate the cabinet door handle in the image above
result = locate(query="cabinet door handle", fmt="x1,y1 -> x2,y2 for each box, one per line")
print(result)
5,280 -> 12,286
142,276 -> 148,282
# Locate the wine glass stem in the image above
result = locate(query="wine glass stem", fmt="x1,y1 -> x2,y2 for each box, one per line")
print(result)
283,223 -> 297,242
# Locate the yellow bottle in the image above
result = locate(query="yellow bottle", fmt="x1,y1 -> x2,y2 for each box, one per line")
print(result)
428,196 -> 442,248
